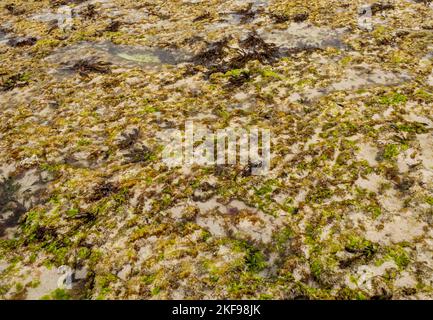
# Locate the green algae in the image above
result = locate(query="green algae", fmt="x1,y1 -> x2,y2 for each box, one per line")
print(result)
0,0 -> 433,301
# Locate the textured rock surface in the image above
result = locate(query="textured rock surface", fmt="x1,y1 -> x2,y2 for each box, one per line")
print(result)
1,0 -> 433,300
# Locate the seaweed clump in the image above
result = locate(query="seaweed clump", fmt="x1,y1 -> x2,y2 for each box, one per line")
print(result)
236,31 -> 279,65
89,182 -> 119,201
7,37 -> 37,47
50,0 -> 86,7
271,11 -> 309,23
4,3 -> 25,15
105,21 -> 121,32
292,12 -> 309,22
191,32 -> 279,75
123,144 -> 152,164
233,3 -> 257,24
191,37 -> 231,68
0,73 -> 30,91
413,0 -> 432,4
65,57 -> 112,77
193,12 -> 211,22
80,4 -> 97,20
371,2 -> 395,15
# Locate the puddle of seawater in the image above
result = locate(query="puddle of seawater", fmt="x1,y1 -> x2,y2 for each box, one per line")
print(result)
329,65 -> 411,91
204,21 -> 347,60
106,43 -> 181,64
258,22 -> 347,52
291,63 -> 411,102
45,41 -> 189,73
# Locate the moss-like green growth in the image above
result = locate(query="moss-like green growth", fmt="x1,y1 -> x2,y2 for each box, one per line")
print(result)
345,236 -> 377,257
379,93 -> 408,106
386,247 -> 410,269
383,144 -> 400,160
233,241 -> 267,273
41,289 -> 71,300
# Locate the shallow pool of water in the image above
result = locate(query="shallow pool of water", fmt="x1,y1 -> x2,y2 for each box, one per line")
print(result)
258,22 -> 348,52
46,41 -> 190,71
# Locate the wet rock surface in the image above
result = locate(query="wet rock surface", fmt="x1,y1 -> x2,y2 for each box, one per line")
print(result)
0,0 -> 433,300
0,165 -> 51,239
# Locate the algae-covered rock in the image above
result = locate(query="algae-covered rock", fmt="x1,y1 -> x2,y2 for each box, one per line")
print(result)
0,0 -> 433,300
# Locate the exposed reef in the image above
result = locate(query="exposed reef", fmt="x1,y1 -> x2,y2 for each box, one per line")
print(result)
1,0 -> 433,300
